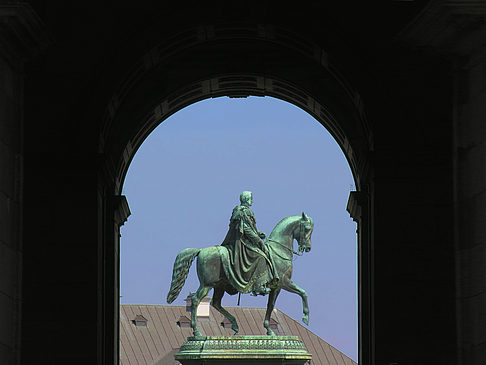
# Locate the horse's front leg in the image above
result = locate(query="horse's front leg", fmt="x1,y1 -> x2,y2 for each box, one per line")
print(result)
191,285 -> 211,337
264,288 -> 281,335
281,278 -> 309,325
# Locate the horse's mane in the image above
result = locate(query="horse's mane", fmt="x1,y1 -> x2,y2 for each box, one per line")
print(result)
268,215 -> 302,240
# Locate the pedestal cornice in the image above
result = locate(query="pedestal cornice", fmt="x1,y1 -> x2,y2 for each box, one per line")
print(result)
175,336 -> 312,362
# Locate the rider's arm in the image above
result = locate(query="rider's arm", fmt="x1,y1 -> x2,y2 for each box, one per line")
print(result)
242,222 -> 265,248
240,209 -> 265,249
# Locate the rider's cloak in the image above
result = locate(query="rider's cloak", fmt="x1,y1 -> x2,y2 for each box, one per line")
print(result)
221,205 -> 273,294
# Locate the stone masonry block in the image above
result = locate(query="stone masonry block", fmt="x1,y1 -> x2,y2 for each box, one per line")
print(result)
0,342 -> 13,365
471,341 -> 486,365
458,191 -> 486,248
457,100 -> 472,146
0,93 -> 18,148
10,201 -> 20,251
467,60 -> 486,98
0,241 -> 18,298
0,194 -> 12,247
0,57 -> 15,101
468,93 -> 486,141
0,141 -> 14,198
457,92 -> 486,147
457,145 -> 486,199
0,292 -> 14,347
471,192 -> 486,245
461,291 -> 486,346
459,241 -> 486,298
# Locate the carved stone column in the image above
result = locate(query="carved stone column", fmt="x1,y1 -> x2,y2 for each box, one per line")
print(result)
0,4 -> 49,365
400,3 -> 486,364
347,190 -> 372,365
111,195 -> 130,364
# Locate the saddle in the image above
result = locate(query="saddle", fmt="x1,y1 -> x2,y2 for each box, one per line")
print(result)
216,244 -> 282,295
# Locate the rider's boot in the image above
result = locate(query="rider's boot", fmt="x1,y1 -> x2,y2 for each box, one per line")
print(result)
251,285 -> 270,296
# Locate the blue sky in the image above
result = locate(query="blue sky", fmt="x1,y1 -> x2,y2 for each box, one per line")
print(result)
120,96 -> 358,360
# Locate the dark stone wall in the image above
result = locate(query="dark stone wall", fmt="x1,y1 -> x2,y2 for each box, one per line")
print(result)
368,49 -> 456,364
454,52 -> 486,364
2,1 -> 479,364
0,52 -> 23,365
21,40 -> 101,365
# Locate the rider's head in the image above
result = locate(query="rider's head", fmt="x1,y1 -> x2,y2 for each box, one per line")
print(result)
240,191 -> 253,207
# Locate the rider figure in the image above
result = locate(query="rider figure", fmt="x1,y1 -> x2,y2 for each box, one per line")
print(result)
221,191 -> 279,296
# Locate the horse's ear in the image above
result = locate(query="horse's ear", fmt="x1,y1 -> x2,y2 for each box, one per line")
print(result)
302,212 -> 307,221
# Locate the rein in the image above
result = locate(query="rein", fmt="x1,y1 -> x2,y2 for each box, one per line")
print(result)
267,239 -> 302,257
266,217 -> 309,261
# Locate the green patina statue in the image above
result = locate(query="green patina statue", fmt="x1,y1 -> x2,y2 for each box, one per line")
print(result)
221,191 -> 279,296
167,191 -> 314,337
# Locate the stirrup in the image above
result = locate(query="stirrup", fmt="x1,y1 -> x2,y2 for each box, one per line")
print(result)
251,287 -> 270,296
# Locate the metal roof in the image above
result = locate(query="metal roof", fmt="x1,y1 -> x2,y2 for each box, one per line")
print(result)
120,304 -> 356,365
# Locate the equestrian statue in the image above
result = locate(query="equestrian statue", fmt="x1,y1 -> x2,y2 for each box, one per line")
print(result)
167,191 -> 314,337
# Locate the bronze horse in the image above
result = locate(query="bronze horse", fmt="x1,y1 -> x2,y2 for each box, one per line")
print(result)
167,213 -> 314,337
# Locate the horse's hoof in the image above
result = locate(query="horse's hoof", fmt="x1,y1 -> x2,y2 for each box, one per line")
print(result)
266,330 -> 276,336
232,326 -> 239,335
193,330 -> 203,337
302,315 -> 309,325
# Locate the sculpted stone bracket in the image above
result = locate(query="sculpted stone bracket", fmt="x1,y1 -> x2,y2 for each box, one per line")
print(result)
112,195 -> 131,227
347,191 -> 367,223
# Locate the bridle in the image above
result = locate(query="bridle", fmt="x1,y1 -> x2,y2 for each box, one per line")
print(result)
267,238 -> 302,257
267,218 -> 308,257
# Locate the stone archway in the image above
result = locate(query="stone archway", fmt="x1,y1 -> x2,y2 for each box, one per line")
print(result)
97,25 -> 373,364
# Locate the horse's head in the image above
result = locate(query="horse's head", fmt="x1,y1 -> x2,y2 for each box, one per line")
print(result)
296,212 -> 314,254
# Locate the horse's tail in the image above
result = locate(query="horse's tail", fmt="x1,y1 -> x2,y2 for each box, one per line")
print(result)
166,248 -> 201,304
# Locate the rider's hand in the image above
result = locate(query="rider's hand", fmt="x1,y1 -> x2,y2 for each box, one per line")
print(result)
259,240 -> 268,253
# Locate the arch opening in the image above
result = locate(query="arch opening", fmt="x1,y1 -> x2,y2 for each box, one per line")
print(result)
120,95 -> 358,361
97,29 -> 373,365
109,74 -> 368,196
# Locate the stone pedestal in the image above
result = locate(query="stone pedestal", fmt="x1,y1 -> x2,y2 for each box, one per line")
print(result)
175,336 -> 311,365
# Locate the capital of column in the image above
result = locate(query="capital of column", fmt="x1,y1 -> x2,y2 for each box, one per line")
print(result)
347,191 -> 367,223
113,195 -> 131,227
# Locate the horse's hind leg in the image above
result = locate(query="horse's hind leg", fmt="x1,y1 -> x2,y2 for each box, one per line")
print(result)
281,278 -> 309,325
211,287 -> 239,335
264,288 -> 281,336
191,284 -> 211,337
